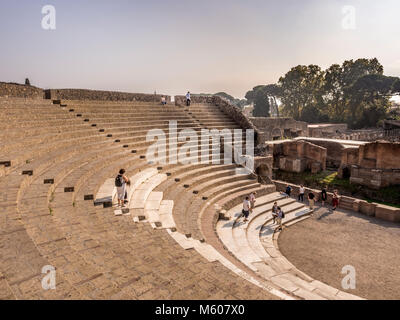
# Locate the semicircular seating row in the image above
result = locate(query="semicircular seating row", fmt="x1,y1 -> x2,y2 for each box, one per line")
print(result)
0,98 -> 278,300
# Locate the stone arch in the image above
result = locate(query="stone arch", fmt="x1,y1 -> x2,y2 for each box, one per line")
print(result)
271,127 -> 282,141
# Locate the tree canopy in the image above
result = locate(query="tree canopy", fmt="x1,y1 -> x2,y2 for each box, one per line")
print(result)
245,58 -> 400,128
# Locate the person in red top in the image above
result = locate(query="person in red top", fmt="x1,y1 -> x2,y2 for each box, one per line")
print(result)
332,189 -> 340,211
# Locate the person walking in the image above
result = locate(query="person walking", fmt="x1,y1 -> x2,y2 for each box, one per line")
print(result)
308,191 -> 315,210
242,196 -> 251,223
332,189 -> 340,211
298,185 -> 305,202
249,192 -> 257,211
276,207 -> 284,231
271,201 -> 279,224
161,96 -> 167,105
115,169 -> 130,208
321,186 -> 328,206
186,91 -> 191,107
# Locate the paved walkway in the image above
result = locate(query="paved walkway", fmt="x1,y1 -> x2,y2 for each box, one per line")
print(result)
279,204 -> 400,300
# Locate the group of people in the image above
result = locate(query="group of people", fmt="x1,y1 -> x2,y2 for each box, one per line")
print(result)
283,184 -> 340,211
160,91 -> 191,106
240,184 -> 341,231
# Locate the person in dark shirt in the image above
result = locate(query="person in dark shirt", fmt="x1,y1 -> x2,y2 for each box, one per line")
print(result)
321,186 -> 328,206
308,192 -> 315,210
285,185 -> 292,198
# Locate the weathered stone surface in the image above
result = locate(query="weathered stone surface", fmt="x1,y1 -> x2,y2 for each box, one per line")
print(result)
46,89 -> 170,103
251,117 -> 308,142
272,140 -> 326,173
0,82 -> 44,98
346,142 -> 400,189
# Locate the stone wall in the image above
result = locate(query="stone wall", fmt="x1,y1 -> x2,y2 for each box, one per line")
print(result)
274,180 -> 400,223
338,147 -> 359,178
175,95 -> 261,145
46,89 -> 170,103
299,139 -> 345,169
344,141 -> 400,189
250,117 -> 308,142
308,123 -> 348,138
0,82 -> 44,99
272,140 -> 327,173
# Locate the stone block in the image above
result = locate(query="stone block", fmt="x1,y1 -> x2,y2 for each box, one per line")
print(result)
375,205 -> 400,223
359,201 -> 376,217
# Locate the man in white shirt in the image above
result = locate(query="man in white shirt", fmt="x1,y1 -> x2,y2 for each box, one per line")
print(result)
242,196 -> 251,222
298,185 -> 305,202
186,91 -> 191,106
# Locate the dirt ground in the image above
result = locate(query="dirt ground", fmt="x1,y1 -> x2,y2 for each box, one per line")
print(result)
278,205 -> 400,300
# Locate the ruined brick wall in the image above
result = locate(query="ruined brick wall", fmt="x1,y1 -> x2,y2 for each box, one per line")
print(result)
300,139 -> 345,169
250,117 -> 308,142
272,140 -> 327,173
46,89 -> 170,103
349,142 -> 400,188
308,123 -> 348,138
0,82 -> 44,99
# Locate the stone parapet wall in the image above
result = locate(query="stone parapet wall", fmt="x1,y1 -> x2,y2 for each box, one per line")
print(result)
45,89 -> 170,103
274,180 -> 400,223
175,95 -> 261,145
0,82 -> 44,99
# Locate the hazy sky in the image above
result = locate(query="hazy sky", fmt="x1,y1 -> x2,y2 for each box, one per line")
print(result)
0,0 -> 399,98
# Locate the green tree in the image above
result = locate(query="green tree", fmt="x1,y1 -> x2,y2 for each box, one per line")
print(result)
278,65 -> 325,120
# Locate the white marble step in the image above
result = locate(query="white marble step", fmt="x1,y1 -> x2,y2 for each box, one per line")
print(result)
130,173 -> 167,210
127,168 -> 159,201
247,201 -> 305,261
225,192 -> 285,220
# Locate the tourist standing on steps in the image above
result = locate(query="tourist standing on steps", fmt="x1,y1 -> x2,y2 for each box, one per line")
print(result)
308,191 -> 315,210
272,201 -> 279,224
161,96 -> 167,105
242,196 -> 251,223
285,185 -> 292,198
249,192 -> 257,211
321,186 -> 327,206
298,185 -> 305,202
186,91 -> 191,106
332,189 -> 340,211
115,169 -> 130,208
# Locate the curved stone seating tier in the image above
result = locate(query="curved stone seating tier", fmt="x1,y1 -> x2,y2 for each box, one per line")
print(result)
213,193 -> 363,300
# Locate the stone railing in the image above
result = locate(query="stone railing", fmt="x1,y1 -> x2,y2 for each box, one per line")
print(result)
273,180 -> 400,223
45,89 -> 171,103
175,95 -> 261,145
0,82 -> 44,99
